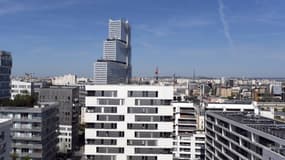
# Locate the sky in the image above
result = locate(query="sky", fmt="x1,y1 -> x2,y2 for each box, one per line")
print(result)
0,0 -> 285,78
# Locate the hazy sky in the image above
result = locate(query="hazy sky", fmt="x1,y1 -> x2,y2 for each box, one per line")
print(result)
0,0 -> 285,78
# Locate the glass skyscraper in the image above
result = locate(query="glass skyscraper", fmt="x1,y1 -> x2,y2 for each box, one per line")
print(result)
94,19 -> 131,84
0,51 -> 12,99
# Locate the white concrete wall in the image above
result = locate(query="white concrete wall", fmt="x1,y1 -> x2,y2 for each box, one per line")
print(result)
84,85 -> 173,160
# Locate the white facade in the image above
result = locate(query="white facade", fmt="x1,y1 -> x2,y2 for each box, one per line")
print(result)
108,19 -> 130,43
0,119 -> 11,160
52,74 -> 77,86
84,85 -> 173,160
58,125 -> 72,152
11,80 -> 32,100
205,103 -> 258,113
173,102 -> 205,160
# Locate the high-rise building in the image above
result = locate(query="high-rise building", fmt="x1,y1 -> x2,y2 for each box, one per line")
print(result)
0,103 -> 58,160
94,19 -> 131,84
84,85 -> 173,160
0,51 -> 12,99
205,112 -> 285,160
39,86 -> 80,154
0,119 -> 12,160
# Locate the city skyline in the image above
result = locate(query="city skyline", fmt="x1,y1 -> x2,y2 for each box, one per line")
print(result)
1,0 -> 285,77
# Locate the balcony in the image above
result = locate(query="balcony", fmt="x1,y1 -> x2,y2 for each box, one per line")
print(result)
12,135 -> 41,141
13,117 -> 42,122
12,143 -> 42,149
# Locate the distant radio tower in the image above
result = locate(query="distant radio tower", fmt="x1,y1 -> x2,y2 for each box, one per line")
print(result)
193,68 -> 196,82
155,67 -> 159,82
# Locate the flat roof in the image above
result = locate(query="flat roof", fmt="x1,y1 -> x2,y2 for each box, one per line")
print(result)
212,112 -> 285,139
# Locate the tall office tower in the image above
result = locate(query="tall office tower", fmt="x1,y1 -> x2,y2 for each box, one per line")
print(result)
0,103 -> 58,160
94,19 -> 131,84
0,119 -> 12,160
173,102 -> 205,160
84,85 -> 173,160
205,112 -> 285,160
39,86 -> 80,154
0,51 -> 12,99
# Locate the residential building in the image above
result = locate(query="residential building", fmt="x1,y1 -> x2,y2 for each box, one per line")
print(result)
205,112 -> 285,160
0,119 -> 12,160
0,103 -> 58,160
94,19 -> 131,84
11,79 -> 50,100
11,80 -> 32,100
84,85 -> 173,160
39,86 -> 80,154
173,102 -> 205,160
0,51 -> 12,99
52,74 -> 77,86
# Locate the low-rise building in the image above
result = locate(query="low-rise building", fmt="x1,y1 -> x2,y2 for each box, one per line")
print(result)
11,80 -> 32,100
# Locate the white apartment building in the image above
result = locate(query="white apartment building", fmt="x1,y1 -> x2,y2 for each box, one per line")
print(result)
173,102 -> 205,160
11,80 -> 32,100
52,74 -> 77,86
0,119 -> 11,160
84,85 -> 173,160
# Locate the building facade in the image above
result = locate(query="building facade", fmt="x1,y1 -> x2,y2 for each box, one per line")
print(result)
39,86 -> 80,154
94,19 -> 131,84
52,74 -> 77,86
205,112 -> 285,160
0,119 -> 12,160
0,51 -> 12,99
11,80 -> 32,100
84,85 -> 173,160
0,103 -> 58,160
173,102 -> 205,160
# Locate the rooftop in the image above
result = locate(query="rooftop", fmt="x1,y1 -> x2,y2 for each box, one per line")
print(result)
214,112 -> 285,139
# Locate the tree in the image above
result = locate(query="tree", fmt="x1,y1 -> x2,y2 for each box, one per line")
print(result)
0,95 -> 37,107
10,152 -> 18,160
23,155 -> 31,160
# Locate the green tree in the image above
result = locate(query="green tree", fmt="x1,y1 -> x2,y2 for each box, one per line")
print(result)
10,152 -> 18,160
23,155 -> 31,160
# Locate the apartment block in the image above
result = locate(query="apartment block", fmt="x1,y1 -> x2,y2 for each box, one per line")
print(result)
11,80 -> 32,100
84,85 -> 173,160
205,112 -> 285,160
173,102 -> 205,160
0,119 -> 12,160
0,103 -> 58,160
39,86 -> 80,154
